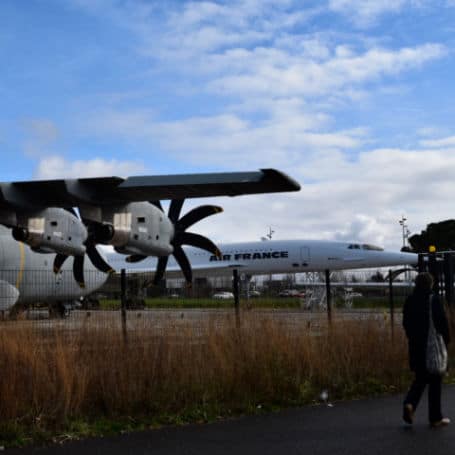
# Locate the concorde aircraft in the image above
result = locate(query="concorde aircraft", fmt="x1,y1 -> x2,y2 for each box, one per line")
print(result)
107,239 -> 418,279
0,169 -> 300,311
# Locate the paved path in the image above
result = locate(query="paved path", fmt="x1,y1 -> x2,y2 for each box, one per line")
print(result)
13,386 -> 455,454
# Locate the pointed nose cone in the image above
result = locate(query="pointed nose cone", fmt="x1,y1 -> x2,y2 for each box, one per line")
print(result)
400,251 -> 419,265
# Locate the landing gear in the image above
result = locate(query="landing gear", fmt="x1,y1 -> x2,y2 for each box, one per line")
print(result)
7,302 -> 28,320
49,302 -> 70,319
79,297 -> 100,310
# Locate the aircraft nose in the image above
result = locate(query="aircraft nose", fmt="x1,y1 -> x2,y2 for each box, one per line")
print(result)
402,252 -> 418,265
391,251 -> 418,266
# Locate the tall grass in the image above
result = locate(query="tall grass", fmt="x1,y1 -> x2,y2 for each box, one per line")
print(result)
0,313 -> 426,443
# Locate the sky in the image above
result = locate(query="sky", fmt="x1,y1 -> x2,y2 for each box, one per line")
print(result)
1,0 -> 455,250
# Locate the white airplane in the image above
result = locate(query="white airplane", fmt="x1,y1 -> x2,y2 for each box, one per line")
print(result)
0,169 -> 300,312
107,239 -> 418,280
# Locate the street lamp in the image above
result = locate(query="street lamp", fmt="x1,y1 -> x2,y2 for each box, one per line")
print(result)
398,215 -> 410,248
399,215 -> 411,282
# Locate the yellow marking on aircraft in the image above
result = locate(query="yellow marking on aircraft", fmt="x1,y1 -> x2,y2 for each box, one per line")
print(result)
15,242 -> 26,289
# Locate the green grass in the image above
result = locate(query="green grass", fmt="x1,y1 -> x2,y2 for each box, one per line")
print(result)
99,297 -> 303,310
98,296 -> 404,310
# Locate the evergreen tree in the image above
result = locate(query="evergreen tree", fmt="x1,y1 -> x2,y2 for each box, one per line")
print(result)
408,219 -> 455,252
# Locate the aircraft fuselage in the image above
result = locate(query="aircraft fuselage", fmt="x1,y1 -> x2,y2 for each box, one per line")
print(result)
108,239 -> 418,277
0,227 -> 107,307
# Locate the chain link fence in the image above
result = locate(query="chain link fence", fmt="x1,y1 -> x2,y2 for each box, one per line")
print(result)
0,269 -> 414,338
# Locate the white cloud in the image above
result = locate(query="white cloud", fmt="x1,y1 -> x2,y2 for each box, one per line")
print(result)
183,146 -> 455,252
334,215 -> 388,246
328,0 -> 411,26
208,44 -> 446,98
419,135 -> 455,148
82,107 -> 366,168
34,155 -> 145,179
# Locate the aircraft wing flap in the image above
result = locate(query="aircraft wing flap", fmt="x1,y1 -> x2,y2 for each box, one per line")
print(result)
116,168 -> 300,201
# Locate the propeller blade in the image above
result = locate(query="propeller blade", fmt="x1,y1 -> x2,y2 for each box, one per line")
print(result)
178,232 -> 221,257
64,207 -> 79,218
177,205 -> 223,231
87,244 -> 115,274
168,199 -> 185,224
73,256 -> 86,288
126,254 -> 148,263
153,256 -> 169,285
173,245 -> 192,285
150,200 -> 164,212
53,254 -> 69,274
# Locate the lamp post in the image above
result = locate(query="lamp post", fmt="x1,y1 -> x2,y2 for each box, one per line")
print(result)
265,227 -> 275,293
399,215 -> 411,282
399,215 -> 410,248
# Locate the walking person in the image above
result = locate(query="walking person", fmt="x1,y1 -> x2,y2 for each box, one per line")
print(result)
403,272 -> 451,427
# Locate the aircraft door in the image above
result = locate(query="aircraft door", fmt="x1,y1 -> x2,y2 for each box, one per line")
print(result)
300,246 -> 310,267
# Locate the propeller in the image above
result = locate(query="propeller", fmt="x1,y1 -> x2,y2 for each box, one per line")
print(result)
53,210 -> 115,288
126,200 -> 223,286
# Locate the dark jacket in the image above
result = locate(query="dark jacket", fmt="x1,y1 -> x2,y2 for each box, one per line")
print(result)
403,291 -> 450,372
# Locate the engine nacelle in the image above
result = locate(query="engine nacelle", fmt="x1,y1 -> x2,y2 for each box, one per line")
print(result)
100,202 -> 174,256
12,208 -> 88,256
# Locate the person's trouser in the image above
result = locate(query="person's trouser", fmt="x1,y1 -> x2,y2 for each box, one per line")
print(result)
404,369 -> 443,423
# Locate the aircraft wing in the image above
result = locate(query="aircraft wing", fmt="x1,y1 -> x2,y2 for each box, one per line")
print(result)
0,168 -> 300,210
123,262 -> 245,279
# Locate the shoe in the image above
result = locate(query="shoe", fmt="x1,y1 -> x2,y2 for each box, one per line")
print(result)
430,417 -> 451,428
403,404 -> 414,424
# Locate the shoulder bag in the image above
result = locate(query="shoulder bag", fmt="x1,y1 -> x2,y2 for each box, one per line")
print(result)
426,294 -> 448,375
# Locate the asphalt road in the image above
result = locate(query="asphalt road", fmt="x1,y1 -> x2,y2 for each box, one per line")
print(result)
12,385 -> 455,455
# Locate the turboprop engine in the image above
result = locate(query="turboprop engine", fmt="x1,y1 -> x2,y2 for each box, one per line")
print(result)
91,202 -> 175,257
53,200 -> 223,287
12,207 -> 88,256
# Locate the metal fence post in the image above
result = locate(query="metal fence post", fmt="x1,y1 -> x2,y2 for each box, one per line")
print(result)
388,269 -> 394,340
120,268 -> 128,343
233,269 -> 240,329
325,269 -> 332,325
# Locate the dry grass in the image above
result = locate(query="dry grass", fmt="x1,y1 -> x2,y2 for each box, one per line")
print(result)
0,312 -> 429,444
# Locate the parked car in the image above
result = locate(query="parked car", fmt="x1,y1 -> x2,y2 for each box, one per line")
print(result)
212,291 -> 235,300
278,289 -> 301,297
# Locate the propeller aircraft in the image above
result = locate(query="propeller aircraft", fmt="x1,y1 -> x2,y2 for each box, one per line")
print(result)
0,169 -> 300,311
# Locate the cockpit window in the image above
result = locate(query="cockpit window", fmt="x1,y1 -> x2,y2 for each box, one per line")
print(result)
362,244 -> 384,251
348,243 -> 384,251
